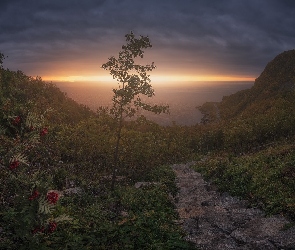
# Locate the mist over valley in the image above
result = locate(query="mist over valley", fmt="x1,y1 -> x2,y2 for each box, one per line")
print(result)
55,81 -> 254,125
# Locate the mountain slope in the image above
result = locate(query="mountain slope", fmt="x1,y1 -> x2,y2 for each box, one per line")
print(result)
192,51 -> 295,221
219,49 -> 295,120
0,66 -> 94,125
198,50 -> 295,122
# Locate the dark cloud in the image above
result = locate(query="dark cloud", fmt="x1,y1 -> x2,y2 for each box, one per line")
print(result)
1,0 -> 295,78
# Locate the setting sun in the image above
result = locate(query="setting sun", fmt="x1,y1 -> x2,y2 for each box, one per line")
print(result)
42,73 -> 255,84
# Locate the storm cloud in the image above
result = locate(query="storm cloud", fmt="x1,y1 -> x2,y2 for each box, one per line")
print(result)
1,0 -> 295,79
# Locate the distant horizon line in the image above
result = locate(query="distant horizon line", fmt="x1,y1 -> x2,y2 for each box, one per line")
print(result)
53,80 -> 255,89
46,79 -> 255,87
50,79 -> 255,83
42,75 -> 255,83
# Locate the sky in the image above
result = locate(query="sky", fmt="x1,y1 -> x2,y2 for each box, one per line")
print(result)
1,0 -> 295,84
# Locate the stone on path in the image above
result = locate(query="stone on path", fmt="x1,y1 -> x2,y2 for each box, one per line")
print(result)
172,163 -> 295,250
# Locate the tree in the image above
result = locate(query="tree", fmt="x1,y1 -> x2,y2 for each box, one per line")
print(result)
0,52 -> 4,68
102,32 -> 169,190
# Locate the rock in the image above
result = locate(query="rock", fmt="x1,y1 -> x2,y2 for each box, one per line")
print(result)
272,226 -> 295,249
173,163 -> 295,250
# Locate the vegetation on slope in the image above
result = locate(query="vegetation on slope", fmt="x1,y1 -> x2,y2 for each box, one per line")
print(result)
1,47 -> 295,248
0,50 -> 195,249
193,50 -> 295,219
193,142 -> 295,219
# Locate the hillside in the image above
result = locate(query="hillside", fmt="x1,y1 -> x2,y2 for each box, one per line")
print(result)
199,49 -> 295,121
196,50 -> 295,152
192,50 -> 295,223
0,54 -> 195,249
0,63 -> 94,126
1,50 -> 295,248
220,49 -> 295,119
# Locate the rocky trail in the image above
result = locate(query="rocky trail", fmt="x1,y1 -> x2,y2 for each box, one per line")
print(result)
172,163 -> 295,250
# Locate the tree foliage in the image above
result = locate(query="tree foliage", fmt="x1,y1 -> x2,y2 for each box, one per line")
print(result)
102,32 -> 169,119
102,32 -> 169,189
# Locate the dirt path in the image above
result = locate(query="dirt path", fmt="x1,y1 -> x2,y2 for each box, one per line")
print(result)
172,163 -> 295,250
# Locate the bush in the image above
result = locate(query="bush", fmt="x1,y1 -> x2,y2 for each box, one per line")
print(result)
193,144 -> 295,219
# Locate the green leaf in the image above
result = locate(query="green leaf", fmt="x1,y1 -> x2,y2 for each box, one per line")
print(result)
11,153 -> 29,166
53,214 -> 73,223
38,196 -> 54,214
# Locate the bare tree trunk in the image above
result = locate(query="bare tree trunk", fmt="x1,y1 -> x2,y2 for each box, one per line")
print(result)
111,103 -> 124,191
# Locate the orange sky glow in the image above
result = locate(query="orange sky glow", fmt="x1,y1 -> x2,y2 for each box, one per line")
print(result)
38,47 -> 256,86
43,74 -> 254,83
41,61 -> 257,84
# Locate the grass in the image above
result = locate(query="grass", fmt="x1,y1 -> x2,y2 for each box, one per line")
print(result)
62,165 -> 196,249
1,165 -> 196,249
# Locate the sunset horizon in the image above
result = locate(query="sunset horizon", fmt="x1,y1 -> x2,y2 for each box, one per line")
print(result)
42,73 -> 255,85
1,1 -> 294,88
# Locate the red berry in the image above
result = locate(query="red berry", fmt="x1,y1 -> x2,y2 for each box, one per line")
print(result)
48,221 -> 57,233
12,116 -> 21,125
46,191 -> 59,204
29,190 -> 40,200
40,128 -> 48,136
9,160 -> 20,170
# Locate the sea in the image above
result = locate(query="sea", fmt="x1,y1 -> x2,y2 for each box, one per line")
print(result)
54,81 -> 254,126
